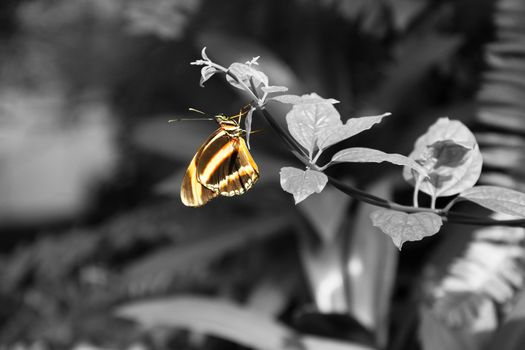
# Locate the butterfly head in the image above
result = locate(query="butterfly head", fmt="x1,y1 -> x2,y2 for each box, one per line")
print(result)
214,113 -> 237,124
214,114 -> 242,135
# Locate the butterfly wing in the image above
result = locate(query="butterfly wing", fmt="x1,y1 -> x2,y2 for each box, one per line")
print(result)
219,137 -> 259,196
196,132 -> 259,196
180,131 -> 221,207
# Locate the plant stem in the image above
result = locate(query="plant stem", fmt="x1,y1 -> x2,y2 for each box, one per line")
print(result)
312,149 -> 323,164
259,107 -> 525,226
442,197 -> 460,213
216,67 -> 525,228
413,178 -> 420,208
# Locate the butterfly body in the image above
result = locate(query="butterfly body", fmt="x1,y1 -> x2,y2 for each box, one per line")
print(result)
180,113 -> 259,207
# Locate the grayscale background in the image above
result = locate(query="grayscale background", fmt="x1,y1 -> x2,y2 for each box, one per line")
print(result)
1,1 -> 524,349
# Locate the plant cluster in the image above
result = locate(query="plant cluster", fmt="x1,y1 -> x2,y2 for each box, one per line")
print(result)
190,47 -> 525,250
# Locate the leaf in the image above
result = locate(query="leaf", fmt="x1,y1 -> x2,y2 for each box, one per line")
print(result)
116,297 -> 297,350
432,237 -> 525,328
403,118 -> 483,197
443,241 -> 525,303
285,98 -> 341,156
199,65 -> 217,87
245,56 -> 260,66
340,179 -> 399,348
277,96 -> 391,159
116,297 -> 374,350
436,292 -> 497,328
270,93 -> 339,105
326,147 -> 428,177
261,86 -> 288,93
424,210 -> 525,333
316,113 -> 390,151
370,210 -> 442,249
280,167 -> 328,204
244,106 -> 255,149
428,140 -> 473,168
302,335 -> 375,350
296,187 -> 352,316
200,46 -> 209,61
196,32 -> 301,90
460,186 -> 525,218
488,289 -> 525,350
295,187 -> 403,346
226,62 -> 268,90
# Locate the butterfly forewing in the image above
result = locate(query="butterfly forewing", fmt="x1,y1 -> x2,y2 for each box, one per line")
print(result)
195,129 -> 234,186
180,148 -> 219,207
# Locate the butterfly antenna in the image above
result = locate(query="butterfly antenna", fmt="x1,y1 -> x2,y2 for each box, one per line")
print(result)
169,108 -> 214,122
188,108 -> 208,115
168,117 -> 213,122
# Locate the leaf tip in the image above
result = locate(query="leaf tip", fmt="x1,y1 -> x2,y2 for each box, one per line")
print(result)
201,46 -> 209,60
293,196 -> 305,205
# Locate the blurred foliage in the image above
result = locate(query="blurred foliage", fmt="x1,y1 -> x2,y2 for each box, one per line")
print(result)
1,0 -> 525,349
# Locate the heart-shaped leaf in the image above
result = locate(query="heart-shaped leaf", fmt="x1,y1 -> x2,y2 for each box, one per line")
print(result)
270,93 -> 339,105
280,167 -> 328,204
316,113 -> 390,151
460,186 -> 525,217
370,209 -> 443,249
286,99 -> 340,156
403,118 -> 483,197
226,62 -> 268,90
326,147 -> 428,177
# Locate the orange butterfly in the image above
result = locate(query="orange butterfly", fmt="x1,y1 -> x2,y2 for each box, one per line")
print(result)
173,107 -> 259,207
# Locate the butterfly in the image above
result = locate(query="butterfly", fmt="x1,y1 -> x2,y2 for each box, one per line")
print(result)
174,107 -> 259,207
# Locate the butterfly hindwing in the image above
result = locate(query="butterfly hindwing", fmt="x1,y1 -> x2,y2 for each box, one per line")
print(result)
218,137 -> 259,196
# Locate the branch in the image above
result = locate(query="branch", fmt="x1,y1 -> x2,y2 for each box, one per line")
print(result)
257,103 -> 525,227
212,66 -> 525,228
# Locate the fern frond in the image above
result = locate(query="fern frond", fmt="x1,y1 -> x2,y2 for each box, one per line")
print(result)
475,0 -> 525,191
427,0 -> 525,330
429,216 -> 525,328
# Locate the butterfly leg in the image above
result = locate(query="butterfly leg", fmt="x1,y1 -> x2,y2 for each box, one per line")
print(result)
232,103 -> 254,123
